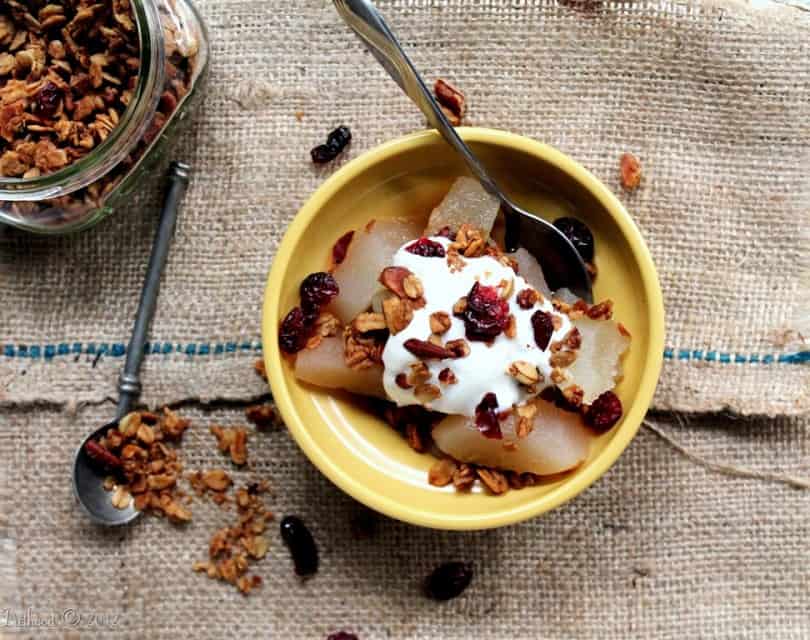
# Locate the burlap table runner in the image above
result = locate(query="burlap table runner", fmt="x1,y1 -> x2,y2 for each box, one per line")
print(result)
0,404 -> 808,638
0,0 -> 807,416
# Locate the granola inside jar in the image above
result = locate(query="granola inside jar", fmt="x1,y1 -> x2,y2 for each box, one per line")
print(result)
0,0 -> 208,234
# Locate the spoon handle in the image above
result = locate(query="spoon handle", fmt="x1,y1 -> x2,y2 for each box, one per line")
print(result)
333,0 -> 505,203
115,161 -> 191,420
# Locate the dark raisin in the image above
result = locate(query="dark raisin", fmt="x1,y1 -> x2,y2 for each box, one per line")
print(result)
531,310 -> 554,350
425,562 -> 473,601
459,282 -> 510,342
327,633 -> 358,640
311,125 -> 352,164
35,82 -> 62,118
326,125 -> 352,151
280,515 -> 319,576
299,272 -> 339,310
585,391 -> 623,432
474,392 -> 502,439
332,230 -> 354,266
279,306 -> 308,354
405,237 -> 446,258
553,217 -> 594,262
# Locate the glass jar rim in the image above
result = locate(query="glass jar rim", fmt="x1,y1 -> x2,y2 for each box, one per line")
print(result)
0,0 -> 166,200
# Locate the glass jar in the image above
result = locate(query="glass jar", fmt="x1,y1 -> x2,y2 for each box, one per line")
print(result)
0,0 -> 208,234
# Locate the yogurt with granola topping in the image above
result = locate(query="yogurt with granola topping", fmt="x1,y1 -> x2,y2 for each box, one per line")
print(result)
382,236 -> 572,417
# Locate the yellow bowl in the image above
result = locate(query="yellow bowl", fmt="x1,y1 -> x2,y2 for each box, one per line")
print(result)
262,128 -> 664,530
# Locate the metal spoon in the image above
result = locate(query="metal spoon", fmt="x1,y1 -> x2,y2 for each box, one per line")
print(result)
71,161 -> 191,526
333,0 -> 593,302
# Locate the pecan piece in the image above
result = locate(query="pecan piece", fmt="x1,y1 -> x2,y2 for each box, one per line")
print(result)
516,288 -> 540,309
434,78 -> 466,126
402,274 -> 424,299
84,440 -> 122,469
429,311 -> 452,335
476,467 -> 509,495
382,296 -> 413,335
428,458 -> 458,487
352,312 -> 387,333
507,361 -> 541,386
404,338 -> 453,359
379,266 -> 412,297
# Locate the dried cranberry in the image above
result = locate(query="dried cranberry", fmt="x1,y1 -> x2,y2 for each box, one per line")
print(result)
459,282 -> 510,341
299,272 -> 339,310
332,230 -> 354,265
280,515 -> 319,576
586,391 -> 623,432
474,392 -> 502,439
531,310 -> 554,350
436,225 -> 455,239
405,237 -> 446,258
327,633 -> 358,640
425,562 -> 473,600
279,306 -> 309,354
553,217 -> 594,262
35,82 -> 62,118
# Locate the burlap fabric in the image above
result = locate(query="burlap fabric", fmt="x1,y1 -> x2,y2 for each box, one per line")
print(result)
0,0 -> 807,415
1,1 -> 810,638
1,405 -> 809,638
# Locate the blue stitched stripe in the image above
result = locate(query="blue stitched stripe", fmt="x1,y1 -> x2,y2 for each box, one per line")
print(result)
0,341 -> 805,365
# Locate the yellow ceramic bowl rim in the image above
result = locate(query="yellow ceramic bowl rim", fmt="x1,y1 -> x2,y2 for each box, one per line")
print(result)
263,127 -> 665,530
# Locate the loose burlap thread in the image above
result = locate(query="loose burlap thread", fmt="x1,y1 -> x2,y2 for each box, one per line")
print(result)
0,0 -> 807,415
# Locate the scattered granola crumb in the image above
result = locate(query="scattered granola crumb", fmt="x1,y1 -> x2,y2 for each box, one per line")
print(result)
210,425 -> 250,466
245,403 -> 281,430
294,109 -> 304,122
619,152 -> 642,191
254,359 -> 267,380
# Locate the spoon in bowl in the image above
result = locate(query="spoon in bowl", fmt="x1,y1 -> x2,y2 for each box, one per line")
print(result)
72,161 -> 191,526
333,0 -> 592,302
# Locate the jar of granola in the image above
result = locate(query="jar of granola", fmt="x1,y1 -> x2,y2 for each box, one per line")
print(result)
0,0 -> 208,234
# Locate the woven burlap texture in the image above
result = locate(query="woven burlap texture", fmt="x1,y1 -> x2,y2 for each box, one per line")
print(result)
0,404 -> 808,639
0,0 -> 808,415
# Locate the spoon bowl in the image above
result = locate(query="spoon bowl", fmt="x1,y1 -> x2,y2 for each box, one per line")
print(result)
73,421 -> 139,526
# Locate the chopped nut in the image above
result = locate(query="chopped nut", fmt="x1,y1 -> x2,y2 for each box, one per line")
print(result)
136,423 -> 155,445
147,473 -> 176,491
229,428 -> 248,466
446,249 -> 467,273
450,224 -> 487,257
620,152 -> 642,190
353,312 -> 387,333
402,274 -> 424,299
429,311 -> 452,335
404,338 -> 453,359
428,458 -> 458,487
452,463 -> 476,491
550,368 -> 568,384
516,288 -> 539,309
550,350 -> 577,368
434,78 -> 466,125
452,296 -> 468,314
428,333 -> 443,347
111,485 -> 132,510
438,368 -> 457,385
586,300 -> 614,320
379,266 -> 413,297
551,315 -> 563,331
414,383 -> 441,402
563,328 -> 582,350
407,361 -> 432,386
445,339 -> 470,358
344,325 -> 385,369
102,475 -> 116,491
313,312 -> 340,338
476,467 -> 509,495
508,360 -> 540,385
395,372 -> 412,389
382,296 -> 413,335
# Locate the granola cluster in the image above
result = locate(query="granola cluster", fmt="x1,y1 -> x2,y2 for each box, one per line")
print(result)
85,406 -> 279,596
0,0 -> 140,178
89,408 -> 192,521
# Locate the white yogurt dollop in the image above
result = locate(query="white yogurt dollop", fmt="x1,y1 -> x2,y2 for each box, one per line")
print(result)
381,237 -> 571,417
